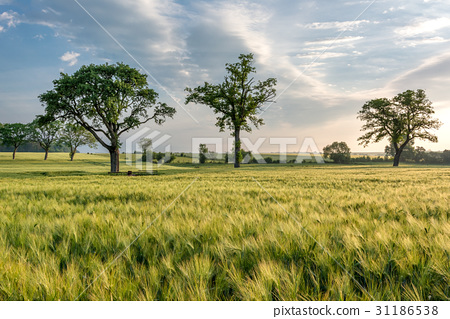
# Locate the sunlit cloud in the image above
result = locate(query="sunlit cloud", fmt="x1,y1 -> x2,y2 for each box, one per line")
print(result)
60,51 -> 80,66
395,17 -> 450,37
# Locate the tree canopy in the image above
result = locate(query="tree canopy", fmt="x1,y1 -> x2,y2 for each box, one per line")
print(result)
39,62 -> 176,172
31,118 -> 62,160
323,141 -> 351,164
60,123 -> 97,161
358,89 -> 442,166
0,123 -> 32,159
185,53 -> 276,168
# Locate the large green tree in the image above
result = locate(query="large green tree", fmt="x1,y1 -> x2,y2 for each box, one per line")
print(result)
31,118 -> 62,160
185,53 -> 276,168
323,141 -> 351,164
358,89 -> 442,166
60,123 -> 97,161
0,123 -> 32,159
39,63 -> 176,172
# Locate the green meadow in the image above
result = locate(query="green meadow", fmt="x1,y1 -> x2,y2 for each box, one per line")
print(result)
0,152 -> 448,300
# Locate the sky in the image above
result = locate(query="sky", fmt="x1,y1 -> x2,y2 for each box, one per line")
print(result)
1,0 -> 450,153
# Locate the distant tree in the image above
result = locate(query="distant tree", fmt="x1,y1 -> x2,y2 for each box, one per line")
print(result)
414,146 -> 427,163
139,138 -> 153,153
39,63 -> 176,172
139,137 -> 153,162
185,53 -> 276,168
0,123 -> 32,159
322,141 -> 351,164
264,156 -> 273,164
358,89 -> 442,166
31,118 -> 63,160
153,151 -> 175,163
199,143 -> 208,164
241,150 -> 253,163
384,143 -> 395,158
60,123 -> 97,161
442,150 -> 450,165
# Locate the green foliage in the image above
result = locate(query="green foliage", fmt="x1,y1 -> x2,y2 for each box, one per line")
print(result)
185,53 -> 276,133
199,153 -> 206,164
0,123 -> 33,159
139,138 -> 152,154
0,153 -> 449,300
240,150 -> 253,163
443,150 -> 450,164
323,141 -> 351,164
139,138 -> 153,163
30,118 -> 63,160
149,152 -> 176,164
358,89 -> 442,166
385,144 -> 450,165
264,156 -> 273,163
39,62 -> 176,172
60,123 -> 97,161
185,53 -> 276,167
198,144 -> 218,164
199,143 -> 208,164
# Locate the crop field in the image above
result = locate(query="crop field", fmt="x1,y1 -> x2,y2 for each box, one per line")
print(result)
0,152 -> 449,300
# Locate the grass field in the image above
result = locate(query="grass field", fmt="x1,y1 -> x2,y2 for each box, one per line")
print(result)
0,152 -> 449,300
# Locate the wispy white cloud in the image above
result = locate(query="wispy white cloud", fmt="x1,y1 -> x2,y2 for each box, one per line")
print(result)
400,36 -> 449,47
303,19 -> 370,31
395,17 -> 450,37
60,51 -> 80,66
305,36 -> 364,47
41,7 -> 61,16
383,6 -> 405,14
297,52 -> 349,59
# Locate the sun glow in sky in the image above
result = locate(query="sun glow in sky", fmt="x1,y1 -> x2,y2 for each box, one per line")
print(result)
1,0 -> 449,153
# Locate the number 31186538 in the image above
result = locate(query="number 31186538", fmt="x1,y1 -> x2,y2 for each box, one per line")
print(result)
376,305 -> 438,316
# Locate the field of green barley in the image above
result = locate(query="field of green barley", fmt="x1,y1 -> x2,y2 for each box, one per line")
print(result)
0,152 -> 448,300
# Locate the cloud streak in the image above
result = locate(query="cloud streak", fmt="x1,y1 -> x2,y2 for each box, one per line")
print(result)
303,19 -> 370,31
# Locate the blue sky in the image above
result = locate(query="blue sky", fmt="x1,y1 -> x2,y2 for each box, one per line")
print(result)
1,0 -> 449,153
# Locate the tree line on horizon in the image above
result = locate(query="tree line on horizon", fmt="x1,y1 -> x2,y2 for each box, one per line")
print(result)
0,54 -> 444,171
0,121 -> 96,161
194,141 -> 450,165
321,141 -> 450,165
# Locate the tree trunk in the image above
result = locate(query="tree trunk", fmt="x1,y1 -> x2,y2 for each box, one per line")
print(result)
44,149 -> 49,160
109,148 -> 120,172
234,129 -> 241,168
13,147 -> 17,160
393,141 -> 409,167
70,147 -> 76,161
393,147 -> 404,167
